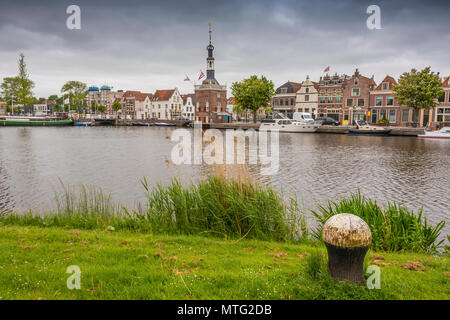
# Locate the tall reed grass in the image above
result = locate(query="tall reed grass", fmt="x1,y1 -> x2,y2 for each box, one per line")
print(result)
127,174 -> 307,241
311,192 -> 445,253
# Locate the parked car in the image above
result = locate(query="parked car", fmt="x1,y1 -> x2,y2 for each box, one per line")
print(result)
315,117 -> 340,126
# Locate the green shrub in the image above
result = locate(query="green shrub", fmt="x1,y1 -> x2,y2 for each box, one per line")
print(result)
311,192 -> 445,253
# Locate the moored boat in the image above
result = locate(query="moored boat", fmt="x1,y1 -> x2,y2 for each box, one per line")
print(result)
259,112 -> 321,133
418,127 -> 450,139
132,122 -> 153,126
155,122 -> 176,127
75,122 -> 92,127
0,116 -> 74,127
348,120 -> 391,135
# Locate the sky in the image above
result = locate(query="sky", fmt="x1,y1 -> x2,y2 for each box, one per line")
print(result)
0,0 -> 449,98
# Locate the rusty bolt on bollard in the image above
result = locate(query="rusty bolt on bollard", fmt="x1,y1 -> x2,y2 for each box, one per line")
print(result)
322,213 -> 372,283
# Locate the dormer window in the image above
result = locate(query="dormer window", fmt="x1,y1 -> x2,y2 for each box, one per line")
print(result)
280,88 -> 288,93
382,82 -> 389,90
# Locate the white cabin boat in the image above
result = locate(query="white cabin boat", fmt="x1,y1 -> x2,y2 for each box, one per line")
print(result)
418,127 -> 450,139
260,113 -> 320,133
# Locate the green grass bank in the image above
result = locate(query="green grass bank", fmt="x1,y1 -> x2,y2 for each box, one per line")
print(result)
0,225 -> 449,300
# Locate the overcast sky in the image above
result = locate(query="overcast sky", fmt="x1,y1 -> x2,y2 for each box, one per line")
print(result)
0,0 -> 449,98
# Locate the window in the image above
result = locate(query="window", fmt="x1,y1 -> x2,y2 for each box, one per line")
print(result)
389,109 -> 396,123
305,88 -> 309,93
352,88 -> 360,96
347,98 -> 353,107
380,109 -> 386,119
320,96 -> 325,103
387,96 -> 394,106
280,88 -> 288,93
375,96 -> 382,106
280,99 -> 283,106
448,93 -> 450,103
358,98 -> 365,107
382,83 -> 389,90
438,92 -> 445,102
401,109 -> 409,122
344,111 -> 349,121
354,79 -> 359,85
305,95 -> 309,102
328,96 -> 333,103
335,95 -> 341,103
290,98 -> 295,105
305,108 -> 309,113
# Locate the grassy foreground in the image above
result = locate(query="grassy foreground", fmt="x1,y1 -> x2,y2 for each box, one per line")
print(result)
0,225 -> 449,300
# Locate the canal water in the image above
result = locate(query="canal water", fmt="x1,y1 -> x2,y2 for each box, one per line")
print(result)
0,127 -> 449,238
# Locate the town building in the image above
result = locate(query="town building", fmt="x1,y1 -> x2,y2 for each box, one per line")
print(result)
87,85 -> 124,114
182,94 -> 195,120
317,73 -> 348,122
0,100 -> 7,115
194,24 -> 228,123
151,88 -> 183,120
295,75 -> 319,118
431,75 -> 450,126
121,91 -> 152,119
369,75 -> 411,126
342,69 -> 376,124
272,81 -> 302,119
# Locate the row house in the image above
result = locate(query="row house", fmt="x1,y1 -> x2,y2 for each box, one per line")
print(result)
342,69 -> 376,124
0,100 -> 6,115
272,81 -> 302,118
295,75 -> 319,118
431,76 -> 450,127
182,94 -> 195,120
151,88 -> 183,120
121,91 -> 152,119
317,73 -> 348,122
369,76 -> 412,126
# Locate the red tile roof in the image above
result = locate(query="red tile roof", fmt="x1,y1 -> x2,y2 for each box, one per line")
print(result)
375,75 -> 398,90
122,91 -> 152,101
442,76 -> 450,87
154,89 -> 175,101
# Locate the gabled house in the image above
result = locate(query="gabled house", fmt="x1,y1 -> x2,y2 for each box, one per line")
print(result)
342,69 -> 376,124
152,88 -> 183,120
182,94 -> 195,120
296,76 -> 319,118
272,81 -> 302,118
369,75 -> 411,126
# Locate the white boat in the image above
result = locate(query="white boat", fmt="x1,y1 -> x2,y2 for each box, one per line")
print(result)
259,113 -> 320,133
418,127 -> 450,139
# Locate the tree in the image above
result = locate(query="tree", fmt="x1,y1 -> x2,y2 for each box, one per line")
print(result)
231,75 -> 275,122
61,81 -> 87,111
393,67 -> 443,124
112,101 -> 122,113
97,105 -> 106,113
1,77 -> 20,105
16,53 -> 35,105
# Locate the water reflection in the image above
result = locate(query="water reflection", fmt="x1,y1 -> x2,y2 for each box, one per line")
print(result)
0,127 -> 449,237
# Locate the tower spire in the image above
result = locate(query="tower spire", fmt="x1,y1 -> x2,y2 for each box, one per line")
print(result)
209,22 -> 212,44
206,22 -> 215,81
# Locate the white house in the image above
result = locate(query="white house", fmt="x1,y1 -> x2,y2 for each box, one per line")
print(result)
295,75 -> 319,118
182,94 -> 195,120
151,88 -> 183,120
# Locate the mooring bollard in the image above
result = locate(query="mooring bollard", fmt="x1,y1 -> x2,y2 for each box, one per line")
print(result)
322,213 -> 372,283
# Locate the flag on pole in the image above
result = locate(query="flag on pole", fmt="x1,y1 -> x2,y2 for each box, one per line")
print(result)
184,75 -> 190,81
323,66 -> 330,73
198,70 -> 205,80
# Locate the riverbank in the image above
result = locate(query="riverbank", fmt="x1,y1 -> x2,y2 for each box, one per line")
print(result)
0,225 -> 449,300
